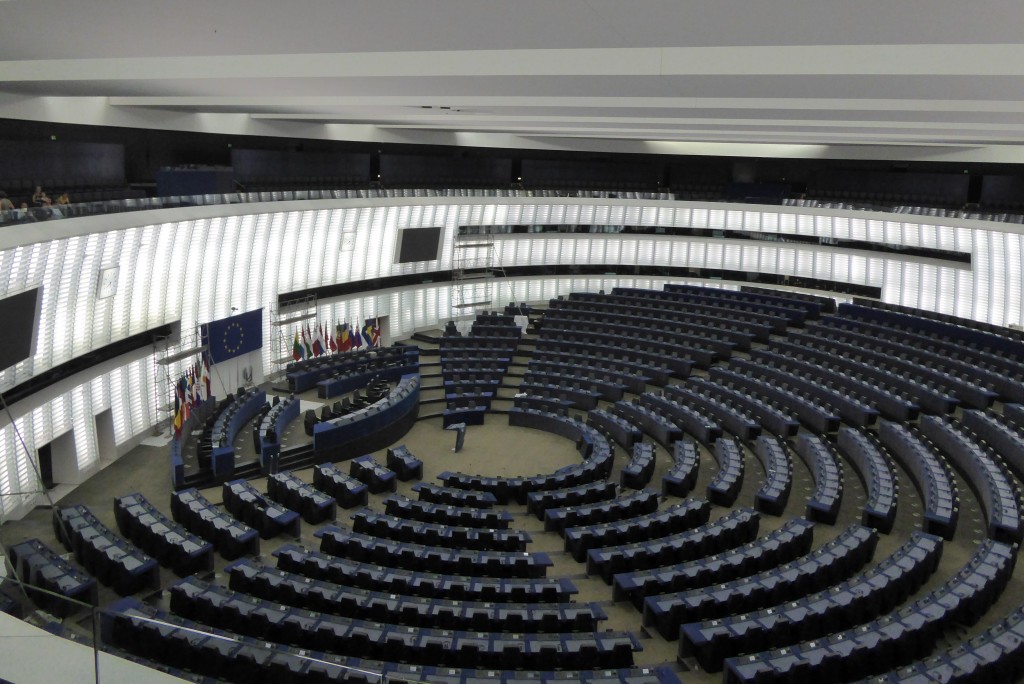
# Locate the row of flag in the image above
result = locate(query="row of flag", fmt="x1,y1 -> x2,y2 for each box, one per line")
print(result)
292,318 -> 381,361
172,351 -> 213,436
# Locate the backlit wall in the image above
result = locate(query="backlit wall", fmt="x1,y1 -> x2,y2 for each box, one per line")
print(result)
0,198 -> 1020,518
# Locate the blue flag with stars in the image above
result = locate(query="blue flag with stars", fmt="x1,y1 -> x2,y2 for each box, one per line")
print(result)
201,309 -> 263,363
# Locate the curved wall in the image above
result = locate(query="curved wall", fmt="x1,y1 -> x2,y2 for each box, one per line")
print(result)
0,197 -> 1021,518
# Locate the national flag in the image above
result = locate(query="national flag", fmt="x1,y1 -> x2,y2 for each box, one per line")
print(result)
338,323 -> 351,352
303,323 -> 314,358
351,322 -> 363,349
202,351 -> 212,398
192,362 -> 202,403
361,320 -> 374,348
292,330 -> 303,361
179,376 -> 190,421
185,369 -> 195,413
328,321 -> 338,353
172,402 -> 183,437
370,317 -> 381,347
312,322 -> 324,357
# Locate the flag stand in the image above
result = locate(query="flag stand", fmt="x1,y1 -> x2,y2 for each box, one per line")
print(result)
270,294 -> 317,381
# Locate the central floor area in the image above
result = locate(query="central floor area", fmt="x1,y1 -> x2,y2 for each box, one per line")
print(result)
402,420 -> 584,479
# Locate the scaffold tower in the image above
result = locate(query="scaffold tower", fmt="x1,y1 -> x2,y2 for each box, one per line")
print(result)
450,230 -> 511,315
270,294 -> 318,379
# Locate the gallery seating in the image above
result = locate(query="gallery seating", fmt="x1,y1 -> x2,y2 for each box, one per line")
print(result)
876,420 -> 959,540
609,289 -> 786,336
528,480 -> 618,519
563,498 -> 711,562
413,481 -> 499,508
522,369 -> 625,402
254,394 -> 300,470
781,332 -> 959,415
733,354 -> 878,427
811,317 -> 1005,407
722,539 -> 1016,683
7,538 -> 98,616
170,487 -> 261,560
750,346 -> 913,422
312,462 -> 370,508
639,393 -> 723,446
711,365 -> 841,434
286,345 -> 418,394
613,517 -> 815,608
644,523 -> 877,639
533,331 -> 689,380
385,444 -> 424,481
546,487 -> 659,535
918,415 -> 1023,544
113,492 -> 215,576
52,504 -> 160,596
105,598 -> 670,682
620,442 -> 657,490
664,284 -> 823,323
793,434 -> 843,524
530,349 -> 651,394
769,339 -> 925,419
350,509 -> 531,551
961,408 -> 1024,483
225,558 -> 607,633
166,575 -> 643,669
316,526 -> 553,578
384,494 -> 512,529
203,387 -> 269,476
661,438 -> 702,497
587,408 -> 645,448
690,376 -> 801,439
664,384 -> 761,441
680,531 -> 943,672
751,435 -> 793,516
611,402 -> 683,448
348,454 -> 397,493
707,437 -> 745,507
223,479 -> 302,539
586,507 -> 760,584
274,545 -> 577,603
835,427 -> 899,533
266,472 -> 338,524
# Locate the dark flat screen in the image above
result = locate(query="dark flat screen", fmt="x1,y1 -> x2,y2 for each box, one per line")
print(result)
396,227 -> 442,263
0,288 -> 40,371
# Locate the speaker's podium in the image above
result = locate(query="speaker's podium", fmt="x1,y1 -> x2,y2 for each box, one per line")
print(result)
446,423 -> 467,453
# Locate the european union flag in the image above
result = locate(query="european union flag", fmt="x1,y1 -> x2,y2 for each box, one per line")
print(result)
202,309 -> 263,363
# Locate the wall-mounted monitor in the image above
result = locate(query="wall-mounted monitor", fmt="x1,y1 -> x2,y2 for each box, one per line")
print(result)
0,287 -> 41,373
394,227 -> 443,264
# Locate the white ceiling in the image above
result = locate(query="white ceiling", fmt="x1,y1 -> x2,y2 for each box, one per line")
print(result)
2,0 -> 1024,162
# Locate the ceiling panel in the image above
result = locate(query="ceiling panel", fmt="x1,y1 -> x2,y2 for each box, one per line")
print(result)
2,0 -> 1024,160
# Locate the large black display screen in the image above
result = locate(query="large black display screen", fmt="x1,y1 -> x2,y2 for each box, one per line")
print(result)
0,288 -> 40,372
396,227 -> 443,263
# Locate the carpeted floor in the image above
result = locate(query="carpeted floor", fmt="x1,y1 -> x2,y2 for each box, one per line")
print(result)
0,327 -> 1019,683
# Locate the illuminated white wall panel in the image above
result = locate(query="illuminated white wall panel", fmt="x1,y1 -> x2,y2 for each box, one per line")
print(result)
0,197 -> 1022,517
